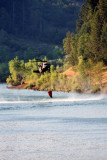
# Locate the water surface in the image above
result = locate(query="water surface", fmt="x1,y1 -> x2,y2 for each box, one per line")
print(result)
0,84 -> 107,160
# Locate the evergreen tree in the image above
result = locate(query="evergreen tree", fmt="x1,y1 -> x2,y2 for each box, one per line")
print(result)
63,32 -> 77,65
90,11 -> 102,61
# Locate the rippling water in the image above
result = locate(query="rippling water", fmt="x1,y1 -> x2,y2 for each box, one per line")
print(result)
0,84 -> 107,160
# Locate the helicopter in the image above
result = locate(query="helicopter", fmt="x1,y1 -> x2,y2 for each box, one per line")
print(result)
31,59 -> 53,98
32,59 -> 50,73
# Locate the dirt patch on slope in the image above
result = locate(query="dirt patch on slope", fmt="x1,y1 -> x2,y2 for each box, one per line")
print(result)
63,67 -> 107,92
62,67 -> 79,78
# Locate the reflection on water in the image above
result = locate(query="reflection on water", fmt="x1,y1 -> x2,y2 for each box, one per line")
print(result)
0,84 -> 107,160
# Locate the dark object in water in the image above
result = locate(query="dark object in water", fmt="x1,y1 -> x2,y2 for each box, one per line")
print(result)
48,90 -> 52,98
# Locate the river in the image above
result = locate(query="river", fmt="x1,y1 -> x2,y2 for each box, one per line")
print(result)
0,84 -> 107,160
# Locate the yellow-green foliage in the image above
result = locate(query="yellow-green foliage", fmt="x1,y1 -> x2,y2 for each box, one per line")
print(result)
7,57 -> 40,85
6,75 -> 14,85
35,66 -> 58,90
24,83 -> 35,89
7,57 -> 59,90
91,85 -> 101,93
36,73 -> 51,88
7,55 -> 106,93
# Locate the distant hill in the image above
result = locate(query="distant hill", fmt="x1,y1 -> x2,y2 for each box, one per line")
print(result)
0,0 -> 83,45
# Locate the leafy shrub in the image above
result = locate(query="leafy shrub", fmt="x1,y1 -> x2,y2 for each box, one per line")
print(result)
6,75 -> 14,85
91,85 -> 101,93
24,83 -> 35,89
73,86 -> 82,93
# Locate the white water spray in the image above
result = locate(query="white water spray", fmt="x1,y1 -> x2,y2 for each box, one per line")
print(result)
0,95 -> 105,104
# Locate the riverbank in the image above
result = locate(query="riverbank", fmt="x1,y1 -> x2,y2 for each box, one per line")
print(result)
7,83 -> 39,90
7,83 -> 107,94
6,67 -> 107,94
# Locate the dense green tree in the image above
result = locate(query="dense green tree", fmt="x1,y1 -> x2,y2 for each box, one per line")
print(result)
77,33 -> 90,59
89,9 -> 106,62
63,32 -> 78,65
98,0 -> 107,23
101,23 -> 107,64
66,0 -> 107,65
8,57 -> 25,85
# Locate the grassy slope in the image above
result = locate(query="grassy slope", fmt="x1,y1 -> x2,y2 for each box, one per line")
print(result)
102,72 -> 107,90
63,67 -> 107,93
63,67 -> 78,77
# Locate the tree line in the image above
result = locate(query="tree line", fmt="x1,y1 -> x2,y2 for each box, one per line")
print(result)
6,55 -> 106,93
62,0 -> 107,92
63,0 -> 107,66
6,56 -> 65,91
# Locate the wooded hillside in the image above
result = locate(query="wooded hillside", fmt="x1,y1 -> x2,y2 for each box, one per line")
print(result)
0,0 -> 83,82
0,0 -> 83,44
63,0 -> 107,66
